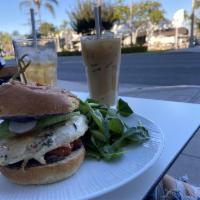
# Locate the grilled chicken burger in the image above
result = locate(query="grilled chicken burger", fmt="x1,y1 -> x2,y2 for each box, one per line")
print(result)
0,81 -> 88,185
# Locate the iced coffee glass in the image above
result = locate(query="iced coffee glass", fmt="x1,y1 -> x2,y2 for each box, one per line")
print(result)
81,34 -> 121,106
13,39 -> 57,86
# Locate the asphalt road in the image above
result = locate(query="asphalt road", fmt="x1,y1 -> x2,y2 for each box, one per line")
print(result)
57,52 -> 200,86
7,52 -> 200,86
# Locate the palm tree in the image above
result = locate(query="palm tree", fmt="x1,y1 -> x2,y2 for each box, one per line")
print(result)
20,0 -> 58,24
190,0 -> 195,47
190,0 -> 200,47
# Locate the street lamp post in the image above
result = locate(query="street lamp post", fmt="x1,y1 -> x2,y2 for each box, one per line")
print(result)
129,0 -> 133,46
190,0 -> 195,47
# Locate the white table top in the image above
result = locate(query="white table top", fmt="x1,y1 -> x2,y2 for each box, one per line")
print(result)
71,91 -> 200,200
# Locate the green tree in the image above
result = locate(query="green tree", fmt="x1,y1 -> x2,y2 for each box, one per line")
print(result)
99,0 -> 164,45
59,20 -> 68,30
20,0 -> 58,23
113,0 -> 129,23
112,0 -> 164,27
194,0 -> 200,9
132,0 -> 164,28
68,0 -> 119,34
12,30 -> 21,39
190,0 -> 200,46
39,22 -> 56,36
129,0 -> 165,45
0,32 -> 12,54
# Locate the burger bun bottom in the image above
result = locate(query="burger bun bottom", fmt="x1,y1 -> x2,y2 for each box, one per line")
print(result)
0,146 -> 85,185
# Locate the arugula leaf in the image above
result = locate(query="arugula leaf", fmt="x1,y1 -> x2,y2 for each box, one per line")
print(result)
102,145 -> 124,161
89,107 -> 104,131
112,125 -> 149,150
102,151 -> 125,160
79,100 -> 90,114
90,129 -> 107,142
108,108 -> 118,117
99,108 -> 108,117
102,117 -> 110,139
86,98 -> 100,104
108,118 -> 124,135
111,132 -> 131,151
86,149 -> 101,160
125,126 -> 149,143
117,98 -> 133,117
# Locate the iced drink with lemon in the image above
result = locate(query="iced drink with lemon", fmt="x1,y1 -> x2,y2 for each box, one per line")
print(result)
14,39 -> 57,86
23,48 -> 57,86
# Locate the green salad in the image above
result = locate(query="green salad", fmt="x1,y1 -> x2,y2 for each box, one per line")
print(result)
79,98 -> 150,161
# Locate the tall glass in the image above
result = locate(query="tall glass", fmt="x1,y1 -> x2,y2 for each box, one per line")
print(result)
13,39 -> 57,86
81,35 -> 121,106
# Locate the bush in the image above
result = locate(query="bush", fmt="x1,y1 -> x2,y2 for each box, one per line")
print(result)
57,46 -> 147,57
57,51 -> 81,56
122,46 -> 147,53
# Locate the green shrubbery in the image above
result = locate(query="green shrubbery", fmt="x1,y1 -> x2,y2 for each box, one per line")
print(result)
121,46 -> 147,54
57,46 -> 147,57
57,51 -> 82,56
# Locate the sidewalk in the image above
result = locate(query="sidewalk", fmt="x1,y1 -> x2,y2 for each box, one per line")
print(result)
58,80 -> 200,104
170,46 -> 200,53
58,80 -> 200,186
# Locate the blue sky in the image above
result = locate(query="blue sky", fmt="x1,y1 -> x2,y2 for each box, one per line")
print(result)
0,0 -> 192,34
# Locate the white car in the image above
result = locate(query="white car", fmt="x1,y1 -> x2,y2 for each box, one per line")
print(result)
0,57 -> 6,68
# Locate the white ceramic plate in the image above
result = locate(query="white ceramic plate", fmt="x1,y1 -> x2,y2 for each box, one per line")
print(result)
0,114 -> 164,200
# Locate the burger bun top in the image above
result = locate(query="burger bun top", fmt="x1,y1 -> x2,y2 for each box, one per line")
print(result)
0,81 -> 79,119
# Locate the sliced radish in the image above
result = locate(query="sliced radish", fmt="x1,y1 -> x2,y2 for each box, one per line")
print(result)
9,120 -> 37,134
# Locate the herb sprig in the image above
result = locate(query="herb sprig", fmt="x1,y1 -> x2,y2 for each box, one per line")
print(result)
79,98 -> 149,161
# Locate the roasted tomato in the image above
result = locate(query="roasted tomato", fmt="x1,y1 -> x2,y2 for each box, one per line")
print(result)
46,146 -> 71,157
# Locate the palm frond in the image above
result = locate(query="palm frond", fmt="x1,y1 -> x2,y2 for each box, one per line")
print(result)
45,2 -> 55,16
47,0 -> 58,5
19,0 -> 32,10
68,0 -> 117,34
34,0 -> 41,10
